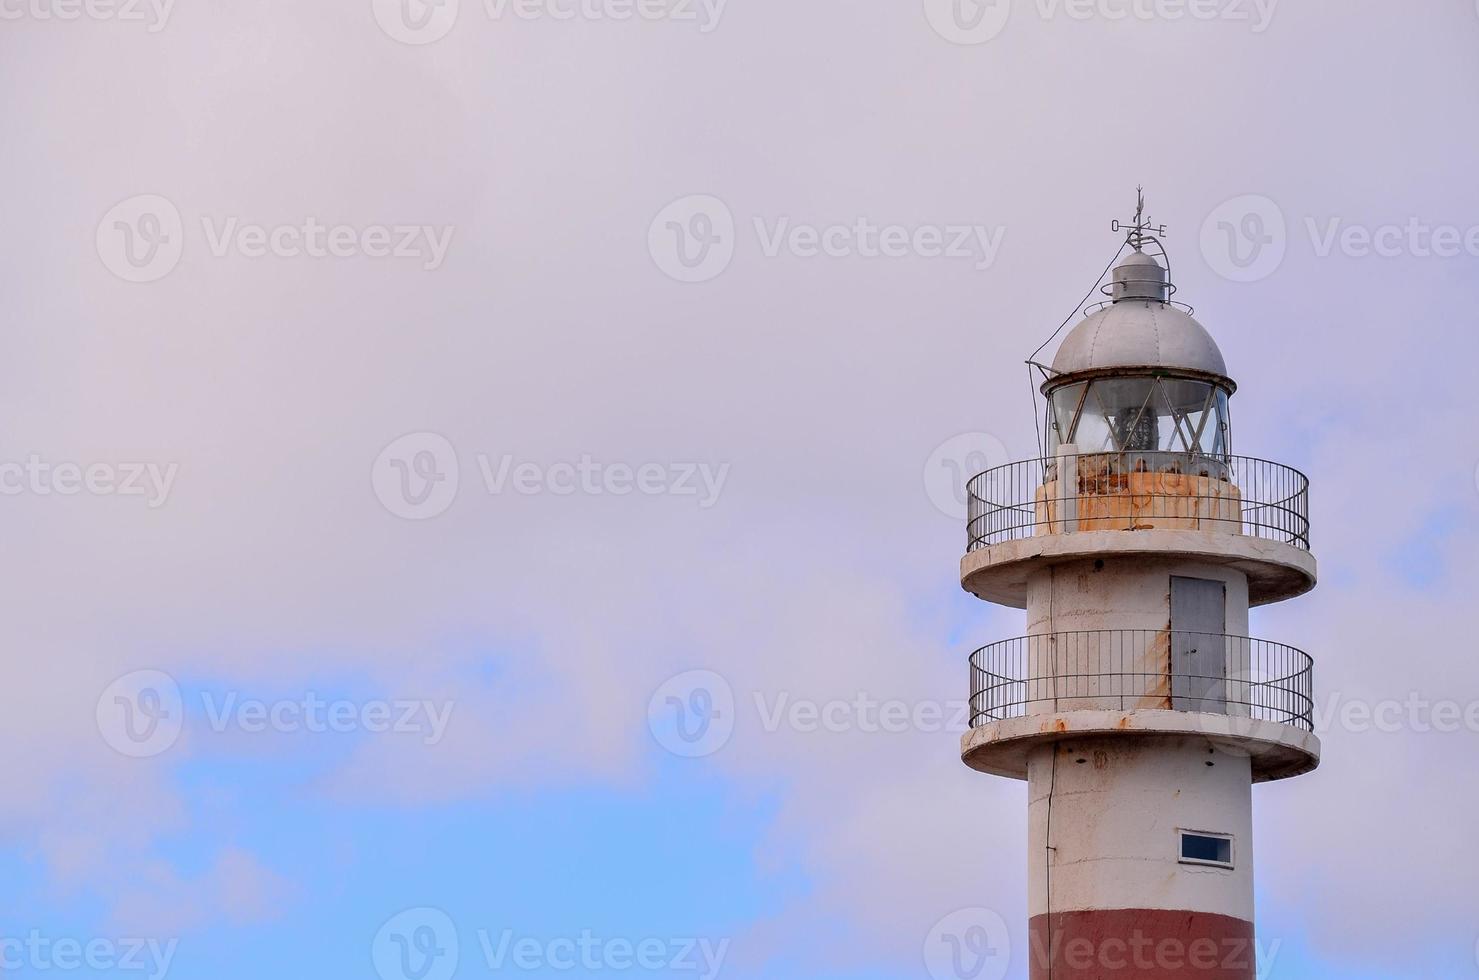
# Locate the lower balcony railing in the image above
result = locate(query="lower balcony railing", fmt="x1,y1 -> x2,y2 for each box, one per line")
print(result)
968,629 -> 1314,732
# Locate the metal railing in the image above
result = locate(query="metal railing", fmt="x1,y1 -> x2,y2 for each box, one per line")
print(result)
967,629 -> 1314,731
965,451 -> 1310,552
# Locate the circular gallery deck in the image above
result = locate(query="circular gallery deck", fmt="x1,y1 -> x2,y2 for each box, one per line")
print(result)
960,708 -> 1322,784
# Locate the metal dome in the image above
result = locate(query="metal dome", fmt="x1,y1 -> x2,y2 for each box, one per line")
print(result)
1049,252 -> 1229,381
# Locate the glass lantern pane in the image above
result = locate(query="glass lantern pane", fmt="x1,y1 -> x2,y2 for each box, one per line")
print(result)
1048,377 -> 1232,456
1090,378 -> 1160,452
1212,390 -> 1231,455
1048,384 -> 1086,452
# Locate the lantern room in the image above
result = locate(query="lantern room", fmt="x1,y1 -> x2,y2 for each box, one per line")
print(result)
1042,250 -> 1235,459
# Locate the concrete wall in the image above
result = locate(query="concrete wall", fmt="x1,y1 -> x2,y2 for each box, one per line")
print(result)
1025,736 -> 1254,920
1025,556 -> 1251,637
1016,557 -> 1252,713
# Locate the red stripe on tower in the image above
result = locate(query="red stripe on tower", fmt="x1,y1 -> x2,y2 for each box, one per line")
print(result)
1027,909 -> 1256,980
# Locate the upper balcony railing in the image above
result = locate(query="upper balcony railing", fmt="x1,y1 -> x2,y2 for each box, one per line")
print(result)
968,629 -> 1315,731
965,451 -> 1310,553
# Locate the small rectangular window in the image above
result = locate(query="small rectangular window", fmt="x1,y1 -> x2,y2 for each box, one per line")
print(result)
1179,831 -> 1233,868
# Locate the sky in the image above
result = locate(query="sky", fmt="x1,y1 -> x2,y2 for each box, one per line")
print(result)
3,0 -> 1479,977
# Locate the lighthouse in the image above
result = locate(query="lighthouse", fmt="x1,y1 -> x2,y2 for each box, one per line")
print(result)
960,196 -> 1318,979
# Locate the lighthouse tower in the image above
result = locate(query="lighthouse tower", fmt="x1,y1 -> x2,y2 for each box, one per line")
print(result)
960,197 -> 1318,979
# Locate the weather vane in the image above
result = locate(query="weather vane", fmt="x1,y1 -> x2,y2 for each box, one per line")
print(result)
1111,185 -> 1168,251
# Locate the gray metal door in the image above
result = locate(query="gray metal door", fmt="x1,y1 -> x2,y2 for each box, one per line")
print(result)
1171,576 -> 1226,713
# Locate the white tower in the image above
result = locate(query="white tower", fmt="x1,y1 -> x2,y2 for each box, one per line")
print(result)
959,198 -> 1318,980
